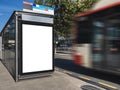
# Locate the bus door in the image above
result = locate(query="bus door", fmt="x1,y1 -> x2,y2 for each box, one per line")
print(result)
92,21 -> 105,68
105,20 -> 120,71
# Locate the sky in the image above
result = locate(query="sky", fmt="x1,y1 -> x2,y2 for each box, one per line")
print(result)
0,0 -> 34,32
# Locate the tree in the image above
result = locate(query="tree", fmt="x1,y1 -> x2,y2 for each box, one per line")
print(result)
34,0 -> 43,5
78,0 -> 99,12
34,0 -> 99,38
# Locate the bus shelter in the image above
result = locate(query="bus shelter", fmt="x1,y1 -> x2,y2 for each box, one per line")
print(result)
1,11 -> 54,81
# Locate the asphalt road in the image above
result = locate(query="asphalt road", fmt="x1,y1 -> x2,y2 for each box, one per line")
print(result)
55,53 -> 120,85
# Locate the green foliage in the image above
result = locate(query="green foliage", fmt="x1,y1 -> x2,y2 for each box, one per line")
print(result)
34,0 -> 43,5
34,0 -> 99,38
79,0 -> 99,12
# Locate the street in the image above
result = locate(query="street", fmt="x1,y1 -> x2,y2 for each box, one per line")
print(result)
55,53 -> 120,89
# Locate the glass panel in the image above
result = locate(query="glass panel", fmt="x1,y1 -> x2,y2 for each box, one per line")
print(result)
92,21 -> 104,67
2,17 -> 16,77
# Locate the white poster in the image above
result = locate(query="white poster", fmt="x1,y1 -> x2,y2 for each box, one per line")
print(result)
22,24 -> 53,73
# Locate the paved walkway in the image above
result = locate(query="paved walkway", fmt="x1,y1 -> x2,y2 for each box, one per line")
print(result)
0,61 -> 106,90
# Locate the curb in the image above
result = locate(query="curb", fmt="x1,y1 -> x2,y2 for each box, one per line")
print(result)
55,67 -> 118,90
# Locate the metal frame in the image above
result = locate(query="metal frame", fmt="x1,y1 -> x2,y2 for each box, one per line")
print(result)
19,20 -> 54,75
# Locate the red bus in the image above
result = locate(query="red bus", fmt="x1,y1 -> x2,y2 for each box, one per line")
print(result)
73,1 -> 120,74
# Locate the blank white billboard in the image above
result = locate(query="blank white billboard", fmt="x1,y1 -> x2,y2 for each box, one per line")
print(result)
22,24 -> 53,73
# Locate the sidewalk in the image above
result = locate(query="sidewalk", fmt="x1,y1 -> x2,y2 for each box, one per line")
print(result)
0,61 -> 105,90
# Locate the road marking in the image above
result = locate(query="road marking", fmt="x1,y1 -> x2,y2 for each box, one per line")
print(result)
79,76 -> 91,81
98,82 -> 117,89
63,70 -> 72,75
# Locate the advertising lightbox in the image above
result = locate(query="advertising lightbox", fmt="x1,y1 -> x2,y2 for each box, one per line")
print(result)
22,24 -> 53,73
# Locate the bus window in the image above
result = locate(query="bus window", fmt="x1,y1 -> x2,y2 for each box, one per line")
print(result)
106,19 -> 120,69
76,21 -> 93,44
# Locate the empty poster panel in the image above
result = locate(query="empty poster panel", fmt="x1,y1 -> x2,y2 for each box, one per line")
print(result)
22,24 -> 53,73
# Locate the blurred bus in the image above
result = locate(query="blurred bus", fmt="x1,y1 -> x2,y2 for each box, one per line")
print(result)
72,1 -> 120,74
